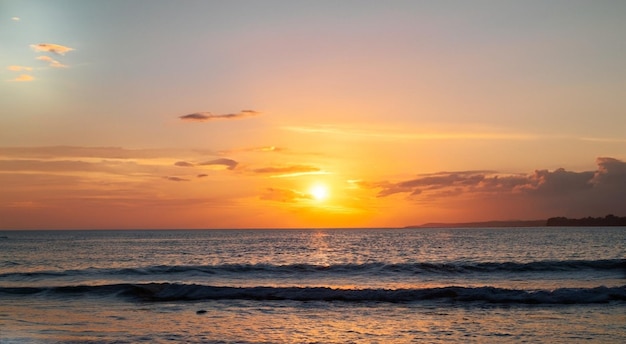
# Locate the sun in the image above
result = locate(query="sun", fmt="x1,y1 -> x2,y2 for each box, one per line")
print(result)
309,183 -> 329,201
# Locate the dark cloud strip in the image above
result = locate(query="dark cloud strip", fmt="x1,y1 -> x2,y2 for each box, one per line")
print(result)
164,176 -> 189,182
368,157 -> 626,216
180,110 -> 260,122
174,161 -> 195,167
199,158 -> 238,170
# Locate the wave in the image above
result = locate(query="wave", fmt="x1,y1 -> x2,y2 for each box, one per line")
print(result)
1,259 -> 623,279
1,283 -> 625,305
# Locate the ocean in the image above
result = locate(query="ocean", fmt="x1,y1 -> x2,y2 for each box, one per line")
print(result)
1,227 -> 624,343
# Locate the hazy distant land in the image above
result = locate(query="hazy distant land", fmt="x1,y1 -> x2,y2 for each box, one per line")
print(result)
409,215 -> 626,228
408,220 -> 546,228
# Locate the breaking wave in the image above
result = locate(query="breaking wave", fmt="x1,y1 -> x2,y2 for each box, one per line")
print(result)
1,283 -> 625,304
1,259 -> 624,280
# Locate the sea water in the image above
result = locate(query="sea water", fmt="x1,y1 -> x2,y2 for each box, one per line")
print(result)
0,227 -> 624,343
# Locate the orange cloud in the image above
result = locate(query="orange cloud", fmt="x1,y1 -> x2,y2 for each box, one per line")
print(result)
30,43 -> 74,55
7,65 -> 32,71
180,110 -> 260,122
11,74 -> 34,82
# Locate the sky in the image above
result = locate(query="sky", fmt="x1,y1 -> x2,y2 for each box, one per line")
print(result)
1,0 -> 625,229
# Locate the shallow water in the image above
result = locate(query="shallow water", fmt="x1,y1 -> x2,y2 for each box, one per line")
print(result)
1,227 -> 625,343
3,297 -> 625,343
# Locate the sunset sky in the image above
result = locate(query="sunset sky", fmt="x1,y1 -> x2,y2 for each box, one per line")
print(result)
1,0 -> 625,229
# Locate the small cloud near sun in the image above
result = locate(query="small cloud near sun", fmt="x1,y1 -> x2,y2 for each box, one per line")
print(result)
179,110 -> 260,122
12,17 -> 20,21
260,188 -> 312,203
30,43 -> 74,55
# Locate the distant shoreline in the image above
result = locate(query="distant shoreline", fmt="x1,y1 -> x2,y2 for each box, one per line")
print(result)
406,220 -> 546,229
408,215 -> 626,228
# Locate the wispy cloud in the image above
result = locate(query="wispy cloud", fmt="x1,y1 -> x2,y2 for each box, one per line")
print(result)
7,65 -> 32,72
8,43 -> 74,79
6,65 -> 35,82
252,164 -> 327,178
253,165 -> 320,174
282,124 -> 537,141
284,125 -> 626,145
12,17 -> 20,21
219,146 -> 284,155
0,159 -> 95,172
36,55 -> 67,68
5,201 -> 43,209
180,110 -> 260,122
30,43 -> 74,55
0,146 -> 188,160
578,137 -> 626,143
0,146 -> 243,188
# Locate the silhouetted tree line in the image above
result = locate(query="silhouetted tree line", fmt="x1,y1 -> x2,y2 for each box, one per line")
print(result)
546,214 -> 626,226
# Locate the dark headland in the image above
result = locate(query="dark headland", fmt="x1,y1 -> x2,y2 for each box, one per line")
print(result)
407,215 -> 626,228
